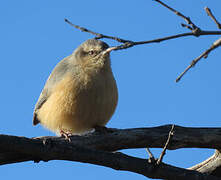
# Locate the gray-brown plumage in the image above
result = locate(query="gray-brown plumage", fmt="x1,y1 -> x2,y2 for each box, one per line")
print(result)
33,39 -> 118,135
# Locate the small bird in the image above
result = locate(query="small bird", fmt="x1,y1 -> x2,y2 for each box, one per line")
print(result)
33,39 -> 118,137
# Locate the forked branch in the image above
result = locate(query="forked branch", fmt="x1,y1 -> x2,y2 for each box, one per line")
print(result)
1,125 -> 221,180
65,0 -> 221,82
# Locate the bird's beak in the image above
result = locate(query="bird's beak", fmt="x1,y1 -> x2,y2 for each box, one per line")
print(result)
102,47 -> 116,57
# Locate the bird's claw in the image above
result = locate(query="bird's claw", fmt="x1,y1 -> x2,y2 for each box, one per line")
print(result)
60,129 -> 72,142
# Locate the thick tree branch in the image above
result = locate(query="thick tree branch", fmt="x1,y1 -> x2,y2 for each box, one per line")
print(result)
2,125 -> 221,157
0,130 -> 220,180
190,149 -> 221,179
2,125 -> 221,179
189,149 -> 221,176
2,1 -> 221,179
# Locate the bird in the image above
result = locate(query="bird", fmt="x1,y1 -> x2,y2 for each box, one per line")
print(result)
33,39 -> 118,137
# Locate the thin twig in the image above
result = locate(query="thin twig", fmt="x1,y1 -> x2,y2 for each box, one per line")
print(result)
154,0 -> 199,31
65,1 -> 221,83
146,148 -> 156,163
205,7 -> 221,30
176,38 -> 221,82
64,19 -> 131,43
157,125 -> 175,165
181,23 -> 193,31
146,148 -> 155,159
65,19 -> 221,52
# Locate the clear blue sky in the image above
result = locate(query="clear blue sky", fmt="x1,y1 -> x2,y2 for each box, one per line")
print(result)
1,0 -> 221,179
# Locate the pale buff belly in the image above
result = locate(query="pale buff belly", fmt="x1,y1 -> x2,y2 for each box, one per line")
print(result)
37,72 -> 118,134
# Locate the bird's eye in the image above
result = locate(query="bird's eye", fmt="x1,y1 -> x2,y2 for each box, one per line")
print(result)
88,50 -> 96,56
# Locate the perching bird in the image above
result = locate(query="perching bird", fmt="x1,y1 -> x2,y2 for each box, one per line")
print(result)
33,39 -> 118,136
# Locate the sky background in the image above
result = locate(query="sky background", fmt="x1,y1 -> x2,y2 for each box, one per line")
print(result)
1,0 -> 221,179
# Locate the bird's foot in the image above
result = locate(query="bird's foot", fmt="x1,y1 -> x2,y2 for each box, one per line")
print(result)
60,129 -> 73,142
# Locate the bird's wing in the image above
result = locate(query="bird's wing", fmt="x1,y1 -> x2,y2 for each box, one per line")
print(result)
33,89 -> 48,125
33,56 -> 71,125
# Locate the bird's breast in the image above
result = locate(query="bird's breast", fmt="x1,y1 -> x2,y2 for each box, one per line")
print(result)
38,69 -> 118,134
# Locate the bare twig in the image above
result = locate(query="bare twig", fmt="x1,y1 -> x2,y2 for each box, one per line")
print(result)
65,18 -> 221,53
64,19 -> 131,43
181,23 -> 193,31
205,7 -> 221,30
157,125 -> 175,165
98,31 -> 221,52
176,38 -> 221,82
146,148 -> 155,163
65,19 -> 221,50
154,0 -> 199,32
65,0 -> 221,83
